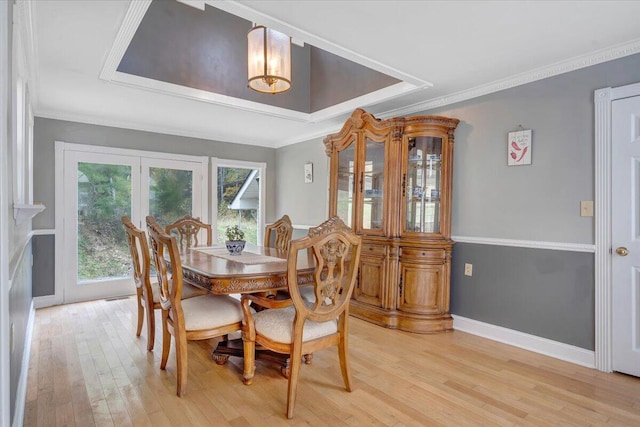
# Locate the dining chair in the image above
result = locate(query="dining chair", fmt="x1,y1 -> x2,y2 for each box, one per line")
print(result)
165,214 -> 212,251
147,215 -> 246,397
264,215 -> 315,304
264,214 -> 293,251
241,216 -> 362,418
122,215 -> 158,351
122,216 -> 207,352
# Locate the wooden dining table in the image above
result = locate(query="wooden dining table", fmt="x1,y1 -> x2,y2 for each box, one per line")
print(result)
177,243 -> 316,376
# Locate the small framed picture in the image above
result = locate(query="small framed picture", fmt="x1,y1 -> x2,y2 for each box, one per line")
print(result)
304,162 -> 313,183
508,129 -> 532,166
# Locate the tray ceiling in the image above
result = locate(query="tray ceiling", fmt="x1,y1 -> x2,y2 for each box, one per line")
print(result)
29,0 -> 640,147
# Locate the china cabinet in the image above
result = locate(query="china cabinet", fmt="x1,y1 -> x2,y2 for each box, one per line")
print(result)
324,109 -> 459,333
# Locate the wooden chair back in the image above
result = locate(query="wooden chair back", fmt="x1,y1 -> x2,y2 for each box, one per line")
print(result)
147,216 -> 183,313
122,215 -> 157,350
264,214 -> 293,251
287,216 -> 361,322
165,215 -> 212,251
122,216 -> 151,293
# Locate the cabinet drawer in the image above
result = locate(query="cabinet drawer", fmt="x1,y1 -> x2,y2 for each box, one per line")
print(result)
362,243 -> 386,257
400,247 -> 445,260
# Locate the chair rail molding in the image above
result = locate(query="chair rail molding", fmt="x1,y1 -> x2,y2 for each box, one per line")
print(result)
452,235 -> 595,253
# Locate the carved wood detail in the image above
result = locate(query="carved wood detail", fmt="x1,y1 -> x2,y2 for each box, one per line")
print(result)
324,108 -> 459,334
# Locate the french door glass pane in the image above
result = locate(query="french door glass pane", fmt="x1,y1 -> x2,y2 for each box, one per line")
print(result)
148,167 -> 193,225
216,167 -> 259,244
77,162 -> 131,282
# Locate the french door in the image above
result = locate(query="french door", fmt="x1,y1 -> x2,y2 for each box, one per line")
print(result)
59,143 -> 207,303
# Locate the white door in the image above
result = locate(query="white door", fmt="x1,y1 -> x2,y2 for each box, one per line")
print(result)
62,147 -> 208,303
612,94 -> 640,376
63,150 -> 141,303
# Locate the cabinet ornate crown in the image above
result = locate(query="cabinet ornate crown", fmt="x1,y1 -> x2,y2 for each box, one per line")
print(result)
324,108 -> 459,333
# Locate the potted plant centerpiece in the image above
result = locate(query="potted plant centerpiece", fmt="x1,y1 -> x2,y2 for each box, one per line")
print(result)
225,225 -> 245,255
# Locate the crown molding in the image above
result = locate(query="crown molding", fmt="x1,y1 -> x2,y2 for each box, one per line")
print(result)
277,38 -> 640,147
44,0 -> 640,149
36,108 -> 280,149
380,38 -> 640,119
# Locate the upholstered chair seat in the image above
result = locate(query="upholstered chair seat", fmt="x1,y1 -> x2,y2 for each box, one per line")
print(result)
175,295 -> 246,331
253,305 -> 337,344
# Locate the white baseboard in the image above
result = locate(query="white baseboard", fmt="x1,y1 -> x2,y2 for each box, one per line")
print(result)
453,314 -> 595,369
33,294 -> 62,309
12,300 -> 35,427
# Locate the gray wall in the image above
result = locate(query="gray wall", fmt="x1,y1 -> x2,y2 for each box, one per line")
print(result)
32,235 -> 54,298
451,243 -> 594,349
276,53 -> 640,350
274,137 -> 329,227
33,118 -> 277,230
429,54 -> 640,244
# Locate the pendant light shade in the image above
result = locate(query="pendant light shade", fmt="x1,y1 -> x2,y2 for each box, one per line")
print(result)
247,26 -> 291,94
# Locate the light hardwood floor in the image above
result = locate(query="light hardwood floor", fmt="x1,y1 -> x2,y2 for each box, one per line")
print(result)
24,296 -> 640,426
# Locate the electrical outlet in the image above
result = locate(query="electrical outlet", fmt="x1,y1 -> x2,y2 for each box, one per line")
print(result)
464,263 -> 473,276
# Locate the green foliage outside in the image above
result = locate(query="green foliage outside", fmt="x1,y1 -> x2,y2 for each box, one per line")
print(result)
77,163 -> 132,280
148,167 -> 192,226
78,165 -> 194,281
77,163 -> 259,281
216,167 -> 258,245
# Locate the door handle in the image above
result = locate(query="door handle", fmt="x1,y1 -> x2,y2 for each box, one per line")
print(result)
616,247 -> 629,256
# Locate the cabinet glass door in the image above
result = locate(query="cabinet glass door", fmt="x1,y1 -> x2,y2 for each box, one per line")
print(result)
337,141 -> 356,227
363,137 -> 385,231
405,136 -> 442,233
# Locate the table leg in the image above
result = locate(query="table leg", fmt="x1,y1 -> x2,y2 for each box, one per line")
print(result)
211,338 -> 312,380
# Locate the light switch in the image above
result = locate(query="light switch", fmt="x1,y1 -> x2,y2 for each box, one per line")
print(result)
580,200 -> 594,217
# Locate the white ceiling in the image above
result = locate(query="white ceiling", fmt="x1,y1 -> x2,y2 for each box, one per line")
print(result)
27,0 -> 640,148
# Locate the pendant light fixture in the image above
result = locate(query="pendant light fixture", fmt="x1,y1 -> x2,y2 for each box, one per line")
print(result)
247,25 -> 291,94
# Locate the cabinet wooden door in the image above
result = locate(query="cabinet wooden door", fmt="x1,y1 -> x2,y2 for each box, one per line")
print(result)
398,261 -> 445,314
353,243 -> 386,307
335,135 -> 357,228
358,134 -> 387,235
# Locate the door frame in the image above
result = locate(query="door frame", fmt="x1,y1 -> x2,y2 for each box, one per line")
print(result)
54,141 -> 209,304
594,81 -> 640,372
62,150 -> 143,303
